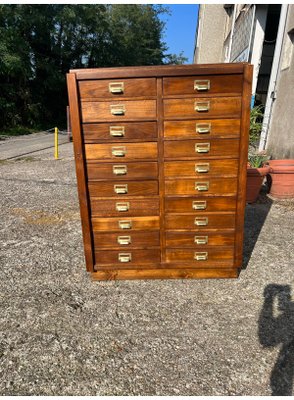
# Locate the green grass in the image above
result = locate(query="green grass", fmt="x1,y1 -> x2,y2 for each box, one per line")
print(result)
0,126 -> 37,137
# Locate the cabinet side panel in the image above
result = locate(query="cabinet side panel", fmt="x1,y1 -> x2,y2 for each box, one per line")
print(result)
234,64 -> 253,268
67,73 -> 94,272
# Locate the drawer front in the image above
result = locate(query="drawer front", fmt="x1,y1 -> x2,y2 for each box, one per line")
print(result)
164,119 -> 241,139
165,248 -> 234,264
87,161 -> 158,180
90,197 -> 159,217
85,142 -> 158,161
81,100 -> 157,122
164,97 -> 241,119
165,178 -> 237,196
163,75 -> 243,96
165,197 -> 236,213
79,78 -> 156,99
164,139 -> 239,159
94,231 -> 160,248
83,122 -> 157,142
92,216 -> 160,231
166,232 -> 235,247
164,159 -> 239,178
95,249 -> 160,266
165,213 -> 235,230
88,181 -> 158,197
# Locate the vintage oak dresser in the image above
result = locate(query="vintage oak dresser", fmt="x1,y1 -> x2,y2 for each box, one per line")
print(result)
67,63 -> 253,280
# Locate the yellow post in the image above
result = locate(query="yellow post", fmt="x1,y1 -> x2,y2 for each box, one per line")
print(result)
54,127 -> 59,159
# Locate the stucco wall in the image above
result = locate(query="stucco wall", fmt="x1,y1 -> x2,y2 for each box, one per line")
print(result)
266,5 -> 294,159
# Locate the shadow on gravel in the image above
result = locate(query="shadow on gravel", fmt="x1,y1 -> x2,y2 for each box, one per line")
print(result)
242,195 -> 273,270
258,284 -> 294,396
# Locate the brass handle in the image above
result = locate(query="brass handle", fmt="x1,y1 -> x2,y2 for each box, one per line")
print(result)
110,104 -> 125,115
194,217 -> 208,226
194,80 -> 210,91
192,200 -> 207,210
195,143 -> 210,153
112,146 -> 126,157
117,235 -> 131,245
114,184 -> 128,194
196,123 -> 211,134
195,182 -> 209,191
118,220 -> 132,229
118,253 -> 132,263
113,165 -> 127,175
110,126 -> 125,137
109,82 -> 124,94
194,252 -> 208,261
115,202 -> 129,212
194,236 -> 208,245
195,163 -> 210,173
195,101 -> 210,112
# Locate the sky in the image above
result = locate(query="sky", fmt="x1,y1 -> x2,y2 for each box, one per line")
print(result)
160,4 -> 199,64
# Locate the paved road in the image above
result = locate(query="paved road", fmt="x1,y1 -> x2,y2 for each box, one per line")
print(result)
0,132 -> 69,160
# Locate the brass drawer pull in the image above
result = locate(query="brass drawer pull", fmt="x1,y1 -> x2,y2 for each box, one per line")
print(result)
192,200 -> 207,210
194,217 -> 208,226
195,101 -> 210,112
117,235 -> 131,245
195,163 -> 210,173
194,251 -> 208,261
118,253 -> 132,263
110,126 -> 125,137
195,143 -> 210,153
194,236 -> 208,245
196,123 -> 211,134
118,220 -> 132,229
114,184 -> 128,194
110,104 -> 125,115
109,82 -> 124,94
194,80 -> 210,91
195,182 -> 209,191
113,165 -> 127,175
112,146 -> 126,157
115,202 -> 130,212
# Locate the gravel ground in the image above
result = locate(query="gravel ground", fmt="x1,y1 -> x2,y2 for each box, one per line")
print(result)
0,142 -> 294,395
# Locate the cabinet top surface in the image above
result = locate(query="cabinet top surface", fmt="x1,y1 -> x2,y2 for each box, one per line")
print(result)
69,63 -> 251,80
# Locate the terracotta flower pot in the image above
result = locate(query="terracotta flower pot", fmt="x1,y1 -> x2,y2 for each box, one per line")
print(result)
266,159 -> 294,199
246,166 -> 270,203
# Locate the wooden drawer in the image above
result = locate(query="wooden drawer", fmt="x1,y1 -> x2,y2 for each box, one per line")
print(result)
165,197 -> 236,213
164,159 -> 239,178
85,142 -> 157,161
95,249 -> 160,267
165,178 -> 237,196
164,139 -> 239,159
164,97 -> 241,119
88,181 -> 158,197
83,122 -> 157,142
164,119 -> 240,139
79,78 -> 156,99
163,75 -> 243,96
165,248 -> 234,265
166,232 -> 235,247
165,213 -> 235,230
87,161 -> 158,181
94,231 -> 160,248
92,216 -> 160,231
81,100 -> 156,123
90,197 -> 159,217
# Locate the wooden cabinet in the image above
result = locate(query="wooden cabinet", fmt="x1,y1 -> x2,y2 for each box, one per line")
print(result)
67,63 -> 252,281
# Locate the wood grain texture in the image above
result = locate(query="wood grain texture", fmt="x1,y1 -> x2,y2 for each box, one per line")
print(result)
81,100 -> 156,122
83,121 -> 157,142
164,159 -> 239,178
87,161 -> 158,180
165,196 -> 237,213
79,78 -> 156,99
94,231 -> 160,248
163,74 -> 243,96
95,249 -> 160,267
88,180 -> 158,197
90,197 -> 159,217
165,178 -> 237,196
164,97 -> 241,119
166,231 -> 235,247
85,142 -> 158,160
91,216 -> 160,231
165,247 -> 234,265
165,213 -> 236,230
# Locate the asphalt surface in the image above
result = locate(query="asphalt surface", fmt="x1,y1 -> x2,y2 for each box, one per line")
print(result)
0,140 -> 294,395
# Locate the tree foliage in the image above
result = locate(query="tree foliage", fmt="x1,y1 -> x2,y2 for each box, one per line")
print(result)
0,4 -> 187,131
